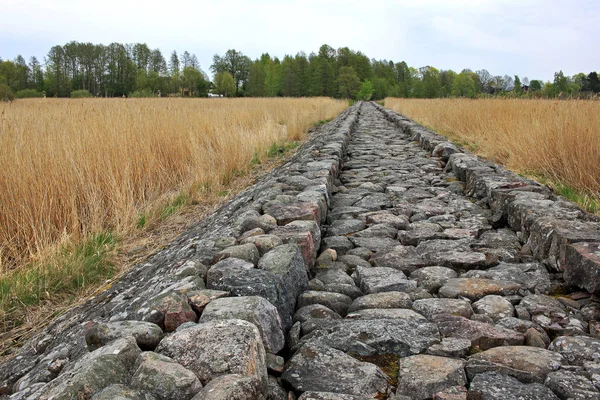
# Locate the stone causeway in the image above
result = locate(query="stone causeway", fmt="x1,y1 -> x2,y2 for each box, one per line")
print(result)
2,101 -> 600,399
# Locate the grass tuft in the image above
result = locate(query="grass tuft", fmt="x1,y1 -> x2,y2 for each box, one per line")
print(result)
0,232 -> 117,331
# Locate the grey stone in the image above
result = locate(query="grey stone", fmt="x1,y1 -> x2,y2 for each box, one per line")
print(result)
439,278 -> 522,301
427,338 -> 471,358
549,336 -> 600,366
301,318 -> 440,357
338,255 -> 372,271
399,223 -> 444,246
326,219 -> 366,237
396,355 -> 466,400
199,296 -> 284,353
38,337 -> 141,400
347,292 -> 412,312
322,236 -> 354,255
191,374 -> 265,400
156,319 -> 267,389
213,243 -> 260,265
411,266 -> 458,293
91,384 -> 157,400
354,266 -> 417,294
282,343 -> 388,397
323,283 -> 363,299
346,247 -> 373,260
240,235 -> 283,256
346,308 -> 428,322
472,296 -> 515,323
365,211 -> 410,230
466,346 -> 564,383
370,245 -> 427,275
351,223 -> 398,239
348,237 -> 400,253
434,315 -> 524,351
298,392 -> 370,400
206,260 -> 292,329
315,269 -> 354,286
468,372 -> 560,400
297,291 -> 353,317
293,304 -> 342,324
266,376 -> 287,400
131,352 -> 202,400
84,320 -> 163,351
545,369 -> 600,400
462,262 -> 550,294
413,298 -> 474,320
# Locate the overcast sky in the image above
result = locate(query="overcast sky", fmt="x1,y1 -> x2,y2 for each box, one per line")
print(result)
1,0 -> 598,82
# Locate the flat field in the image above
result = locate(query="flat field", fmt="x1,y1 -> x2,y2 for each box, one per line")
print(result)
0,97 -> 346,336
385,98 -> 600,212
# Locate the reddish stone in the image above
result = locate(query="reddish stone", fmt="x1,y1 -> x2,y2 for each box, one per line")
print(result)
264,202 -> 320,226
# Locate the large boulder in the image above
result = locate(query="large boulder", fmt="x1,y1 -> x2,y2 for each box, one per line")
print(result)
39,337 -> 141,400
190,374 -> 265,400
301,318 -> 440,357
130,352 -> 202,400
156,319 -> 267,393
466,346 -> 564,383
282,343 -> 388,397
199,296 -> 284,353
396,355 -> 466,400
467,372 -> 559,400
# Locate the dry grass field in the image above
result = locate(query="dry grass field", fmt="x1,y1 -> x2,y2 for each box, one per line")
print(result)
385,98 -> 600,213
0,97 -> 347,338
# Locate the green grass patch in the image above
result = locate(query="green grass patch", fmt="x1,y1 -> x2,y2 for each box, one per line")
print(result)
267,141 -> 300,158
136,213 -> 147,229
161,193 -> 189,220
552,182 -> 600,214
0,232 -> 117,330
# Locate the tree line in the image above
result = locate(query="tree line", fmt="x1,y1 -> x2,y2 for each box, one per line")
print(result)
1,42 -> 599,101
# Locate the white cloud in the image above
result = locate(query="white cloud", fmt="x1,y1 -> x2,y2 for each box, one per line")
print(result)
1,0 -> 598,81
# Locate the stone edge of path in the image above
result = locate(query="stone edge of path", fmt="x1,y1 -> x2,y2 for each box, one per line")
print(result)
372,101 -> 600,294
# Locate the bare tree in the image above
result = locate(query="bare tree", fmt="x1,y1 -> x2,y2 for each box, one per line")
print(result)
476,69 -> 494,91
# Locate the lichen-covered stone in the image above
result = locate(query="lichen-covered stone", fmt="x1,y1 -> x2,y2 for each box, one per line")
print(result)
354,266 -> 417,294
199,296 -> 284,353
413,298 -> 473,320
467,372 -> 559,400
84,320 -> 163,351
347,292 -> 412,312
155,319 -> 267,390
396,355 -> 466,400
439,278 -> 522,301
466,346 -> 564,383
131,352 -> 202,400
282,343 -> 388,397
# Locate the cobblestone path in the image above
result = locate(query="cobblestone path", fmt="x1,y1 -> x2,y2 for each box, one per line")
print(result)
3,102 -> 600,400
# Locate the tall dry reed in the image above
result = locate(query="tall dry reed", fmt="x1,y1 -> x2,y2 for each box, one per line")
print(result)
385,98 -> 600,209
0,98 -> 347,269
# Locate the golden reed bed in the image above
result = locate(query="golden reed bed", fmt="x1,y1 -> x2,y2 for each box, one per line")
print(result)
385,98 -> 600,212
0,98 -> 347,270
